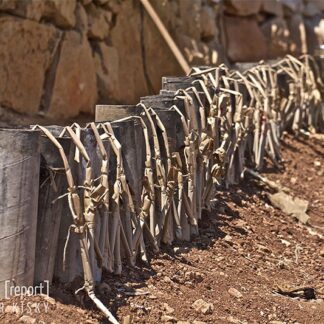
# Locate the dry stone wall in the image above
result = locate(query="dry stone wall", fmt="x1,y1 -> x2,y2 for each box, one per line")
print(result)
0,0 -> 324,119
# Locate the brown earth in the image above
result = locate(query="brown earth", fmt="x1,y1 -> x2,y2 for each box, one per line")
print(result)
0,133 -> 323,324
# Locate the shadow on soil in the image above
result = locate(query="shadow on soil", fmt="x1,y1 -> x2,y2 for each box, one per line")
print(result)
50,175 -> 274,322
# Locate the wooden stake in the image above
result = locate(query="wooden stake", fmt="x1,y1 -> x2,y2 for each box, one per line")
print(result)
140,0 -> 190,75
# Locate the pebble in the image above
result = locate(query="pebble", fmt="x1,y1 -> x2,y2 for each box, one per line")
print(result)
161,315 -> 177,322
235,219 -> 247,227
224,234 -> 234,245
163,276 -> 172,283
314,160 -> 321,167
149,294 -> 158,299
257,244 -> 271,254
192,299 -> 214,314
227,316 -> 245,324
173,247 -> 189,254
19,315 -> 36,324
280,239 -> 291,247
40,294 -> 56,305
228,287 -> 243,298
290,177 -> 297,184
163,303 -> 175,314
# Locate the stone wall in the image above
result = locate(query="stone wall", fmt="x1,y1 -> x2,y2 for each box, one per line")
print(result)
0,0 -> 323,119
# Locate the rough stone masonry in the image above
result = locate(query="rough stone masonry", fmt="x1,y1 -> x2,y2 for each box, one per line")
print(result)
0,0 -> 324,119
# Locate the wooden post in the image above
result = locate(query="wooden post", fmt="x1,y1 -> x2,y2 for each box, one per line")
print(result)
162,76 -> 197,91
0,128 -> 40,298
95,105 -> 139,122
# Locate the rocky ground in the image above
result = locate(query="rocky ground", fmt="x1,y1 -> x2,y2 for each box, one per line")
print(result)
0,133 -> 323,324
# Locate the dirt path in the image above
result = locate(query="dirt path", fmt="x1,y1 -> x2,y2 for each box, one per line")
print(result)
1,134 -> 323,324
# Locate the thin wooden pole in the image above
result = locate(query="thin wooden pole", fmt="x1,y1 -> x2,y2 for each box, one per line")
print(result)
140,0 -> 191,75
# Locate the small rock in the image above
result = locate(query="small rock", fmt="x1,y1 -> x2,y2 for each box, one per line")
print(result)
161,315 -> 176,322
228,287 -> 243,298
149,294 -> 158,299
257,244 -> 271,254
224,234 -> 234,245
280,239 -> 291,247
278,260 -> 289,269
173,246 -> 189,254
268,191 -> 310,224
192,299 -> 214,315
76,308 -> 87,315
19,315 -> 36,324
235,219 -> 247,227
163,276 -> 172,283
320,248 -> 324,257
163,303 -> 175,314
227,316 -> 243,324
224,234 -> 232,241
290,177 -> 297,185
177,321 -> 190,324
40,294 -> 56,305
314,160 -> 321,167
